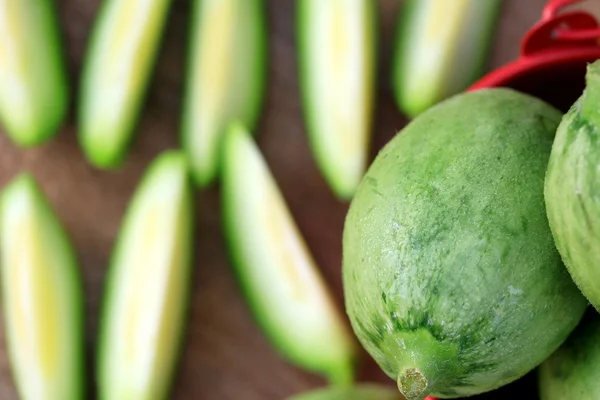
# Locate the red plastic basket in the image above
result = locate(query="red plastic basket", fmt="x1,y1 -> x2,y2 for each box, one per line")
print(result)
469,0 -> 600,112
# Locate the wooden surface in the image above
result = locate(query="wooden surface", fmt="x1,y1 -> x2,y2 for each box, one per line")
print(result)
0,0 -> 594,399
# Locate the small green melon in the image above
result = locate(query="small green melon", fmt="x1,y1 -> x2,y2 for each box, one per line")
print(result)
287,383 -> 402,400
545,60 -> 600,312
342,88 -> 588,400
538,308 -> 600,400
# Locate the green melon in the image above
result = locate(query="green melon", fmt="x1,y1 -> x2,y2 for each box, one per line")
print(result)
181,0 -> 267,187
97,151 -> 194,400
538,308 -> 600,400
0,0 -> 69,147
342,88 -> 588,400
0,174 -> 85,399
78,0 -> 173,168
222,123 -> 358,385
544,61 -> 600,312
287,383 -> 402,400
296,0 -> 377,200
391,0 -> 501,118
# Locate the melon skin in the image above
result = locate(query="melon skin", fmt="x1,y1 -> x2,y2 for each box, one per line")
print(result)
342,88 -> 588,400
544,62 -> 600,312
538,308 -> 600,400
287,383 -> 402,400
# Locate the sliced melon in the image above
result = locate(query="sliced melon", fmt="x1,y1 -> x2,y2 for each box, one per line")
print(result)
0,174 -> 85,399
287,383 -> 403,400
0,0 -> 69,147
296,0 -> 376,200
221,122 -> 359,385
97,151 -> 194,400
78,0 -> 174,168
180,0 -> 267,187
392,0 -> 502,118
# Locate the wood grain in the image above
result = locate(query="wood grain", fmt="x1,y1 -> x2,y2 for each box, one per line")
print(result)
0,0 -> 589,399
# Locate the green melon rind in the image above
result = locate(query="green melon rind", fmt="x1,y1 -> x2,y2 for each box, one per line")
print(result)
96,151 -> 194,400
296,0 -> 377,200
391,0 -> 502,118
0,1 -> 69,147
221,122 -> 359,386
78,0 -> 173,169
180,0 -> 267,188
0,174 -> 85,400
342,88 -> 588,399
287,383 -> 402,400
544,62 -> 600,312
538,308 -> 600,400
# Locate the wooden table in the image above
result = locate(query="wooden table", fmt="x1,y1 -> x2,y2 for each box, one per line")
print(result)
0,0 -> 594,399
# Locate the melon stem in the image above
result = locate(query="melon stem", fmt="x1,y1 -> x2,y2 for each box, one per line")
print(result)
397,368 -> 431,400
581,61 -> 600,129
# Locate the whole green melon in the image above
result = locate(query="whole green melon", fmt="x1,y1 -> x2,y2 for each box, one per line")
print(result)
538,308 -> 600,400
545,61 -> 600,311
342,88 -> 588,400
